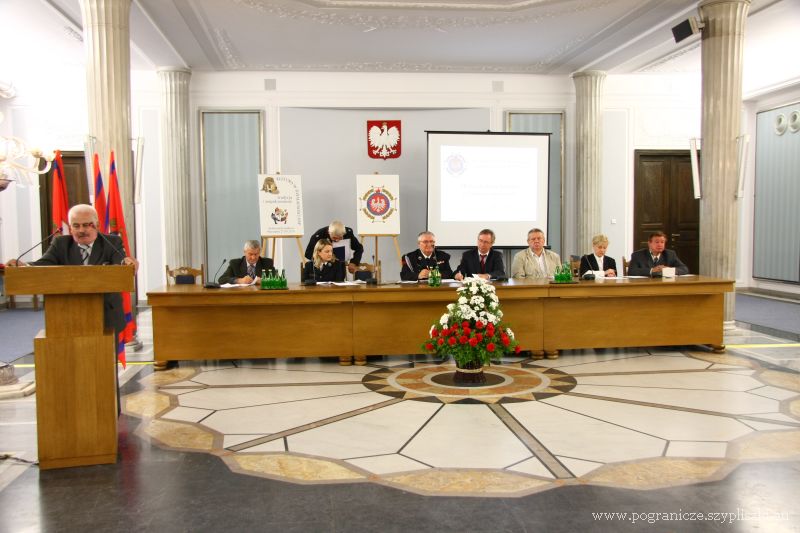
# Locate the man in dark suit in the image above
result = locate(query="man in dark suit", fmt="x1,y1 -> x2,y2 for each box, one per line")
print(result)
304,220 -> 364,274
218,240 -> 275,284
628,231 -> 689,277
7,204 -> 138,336
454,229 -> 505,281
401,231 -> 454,281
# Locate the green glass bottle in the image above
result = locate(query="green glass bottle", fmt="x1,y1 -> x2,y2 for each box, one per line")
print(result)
260,270 -> 267,290
428,266 -> 441,287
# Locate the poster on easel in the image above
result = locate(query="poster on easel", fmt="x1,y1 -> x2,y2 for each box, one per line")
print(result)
356,174 -> 400,235
259,174 -> 304,237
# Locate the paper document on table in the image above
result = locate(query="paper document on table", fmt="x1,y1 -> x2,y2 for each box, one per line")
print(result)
220,278 -> 258,288
399,280 -> 419,284
333,281 -> 361,286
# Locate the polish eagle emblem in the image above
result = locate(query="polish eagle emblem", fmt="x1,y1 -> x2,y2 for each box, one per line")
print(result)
367,120 -> 401,159
360,186 -> 397,221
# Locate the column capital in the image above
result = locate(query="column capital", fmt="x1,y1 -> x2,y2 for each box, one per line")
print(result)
157,67 -> 192,75
571,70 -> 607,81
699,0 -> 750,9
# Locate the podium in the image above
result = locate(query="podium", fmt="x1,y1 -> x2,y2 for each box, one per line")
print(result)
5,265 -> 135,469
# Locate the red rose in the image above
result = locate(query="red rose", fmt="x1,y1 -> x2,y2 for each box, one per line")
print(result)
431,328 -> 439,337
486,324 -> 495,336
425,343 -> 434,351
475,333 -> 483,342
462,321 -> 469,328
501,336 -> 510,347
459,335 -> 468,344
487,343 -> 495,352
441,328 -> 449,336
476,320 -> 484,329
437,338 -> 445,346
463,326 -> 471,336
448,336 -> 457,346
514,345 -> 521,354
469,337 -> 479,347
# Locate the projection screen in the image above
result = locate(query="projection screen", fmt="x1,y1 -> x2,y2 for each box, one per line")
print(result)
426,131 -> 550,247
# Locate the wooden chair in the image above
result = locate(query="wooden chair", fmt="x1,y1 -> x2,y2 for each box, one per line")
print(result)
622,257 -> 629,276
165,264 -> 204,285
570,259 -> 581,278
353,261 -> 381,282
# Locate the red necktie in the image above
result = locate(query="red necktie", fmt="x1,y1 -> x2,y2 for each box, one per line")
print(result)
480,254 -> 486,273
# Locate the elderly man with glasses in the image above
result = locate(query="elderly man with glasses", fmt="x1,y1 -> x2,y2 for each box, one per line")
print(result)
400,231 -> 454,281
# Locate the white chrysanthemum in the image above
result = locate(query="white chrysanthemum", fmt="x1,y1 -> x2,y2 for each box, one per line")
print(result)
447,303 -> 455,312
458,296 -> 468,305
440,314 -> 449,326
506,327 -> 514,339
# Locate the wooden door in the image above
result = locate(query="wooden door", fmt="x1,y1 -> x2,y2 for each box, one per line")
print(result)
633,150 -> 699,274
38,151 -> 90,244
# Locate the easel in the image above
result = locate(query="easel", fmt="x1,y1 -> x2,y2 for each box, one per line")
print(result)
261,235 -> 306,273
359,234 -> 402,284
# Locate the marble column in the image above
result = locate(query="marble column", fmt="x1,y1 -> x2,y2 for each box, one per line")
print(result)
80,0 -> 140,350
699,0 -> 750,326
80,0 -> 134,254
158,68 -> 192,268
572,70 -> 606,255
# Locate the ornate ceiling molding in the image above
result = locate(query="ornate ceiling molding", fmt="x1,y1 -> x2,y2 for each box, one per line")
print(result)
294,0 -> 560,10
233,0 -> 616,30
213,29 -> 246,69
638,42 -> 700,73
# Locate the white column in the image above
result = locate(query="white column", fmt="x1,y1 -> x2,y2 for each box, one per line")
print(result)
80,0 -> 134,254
158,68 -> 192,267
699,0 -> 750,326
572,70 -> 606,255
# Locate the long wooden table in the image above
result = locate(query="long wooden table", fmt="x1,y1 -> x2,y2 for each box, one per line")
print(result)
148,276 -> 733,367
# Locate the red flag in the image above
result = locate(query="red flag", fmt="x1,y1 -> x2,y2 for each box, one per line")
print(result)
51,150 -> 70,234
106,150 -> 135,368
92,154 -> 107,232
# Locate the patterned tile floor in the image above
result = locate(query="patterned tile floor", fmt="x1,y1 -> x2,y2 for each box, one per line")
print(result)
123,325 -> 800,497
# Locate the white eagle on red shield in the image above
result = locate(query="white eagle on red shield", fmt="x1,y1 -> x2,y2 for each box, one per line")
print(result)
367,120 -> 401,159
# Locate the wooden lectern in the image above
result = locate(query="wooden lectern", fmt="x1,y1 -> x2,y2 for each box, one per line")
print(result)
5,265 -> 134,470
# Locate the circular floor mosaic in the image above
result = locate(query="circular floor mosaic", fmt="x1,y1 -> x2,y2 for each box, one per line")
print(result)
361,362 -> 577,404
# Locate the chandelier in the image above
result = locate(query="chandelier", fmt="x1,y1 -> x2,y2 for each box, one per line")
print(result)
0,110 -> 53,191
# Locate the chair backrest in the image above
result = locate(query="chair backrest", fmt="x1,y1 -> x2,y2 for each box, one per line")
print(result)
622,257 -> 629,276
354,262 -> 380,282
165,265 -> 204,285
569,259 -> 581,277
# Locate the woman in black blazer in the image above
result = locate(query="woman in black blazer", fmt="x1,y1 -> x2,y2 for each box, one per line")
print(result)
579,234 -> 617,277
304,239 -> 346,282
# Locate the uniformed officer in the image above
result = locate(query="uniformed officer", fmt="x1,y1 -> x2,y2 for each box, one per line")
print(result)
400,231 -> 454,281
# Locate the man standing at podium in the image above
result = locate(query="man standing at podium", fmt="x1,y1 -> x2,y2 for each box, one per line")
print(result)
7,204 -> 138,335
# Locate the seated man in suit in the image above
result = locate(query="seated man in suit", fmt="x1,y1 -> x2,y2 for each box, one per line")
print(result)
454,228 -> 505,281
401,231 -> 454,281
304,220 -> 364,275
218,240 -> 275,284
304,239 -> 346,282
579,233 -> 617,278
511,228 -> 561,279
627,231 -> 689,277
7,203 -> 138,337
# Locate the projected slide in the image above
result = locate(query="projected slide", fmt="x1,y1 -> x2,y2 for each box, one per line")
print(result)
440,145 -> 538,222
428,132 -> 550,247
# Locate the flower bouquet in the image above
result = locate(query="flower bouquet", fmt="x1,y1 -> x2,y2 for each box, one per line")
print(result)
422,277 -> 521,383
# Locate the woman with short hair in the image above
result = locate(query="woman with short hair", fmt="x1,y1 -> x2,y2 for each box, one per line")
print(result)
579,234 -> 617,277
